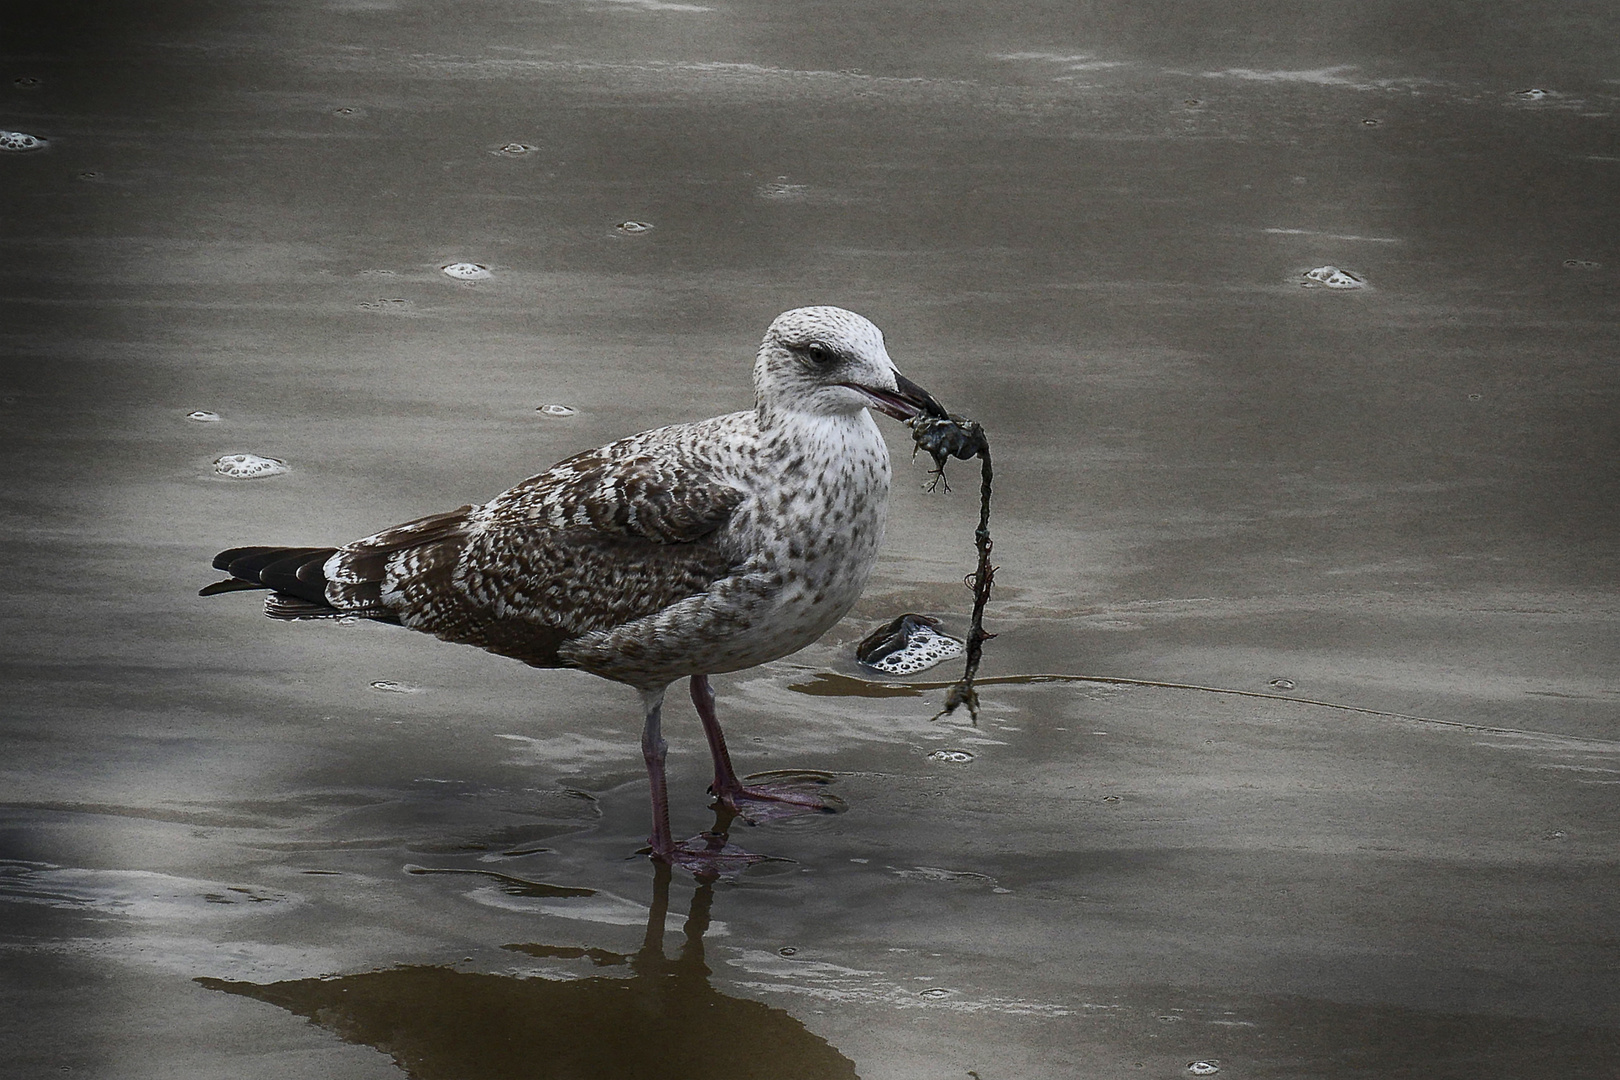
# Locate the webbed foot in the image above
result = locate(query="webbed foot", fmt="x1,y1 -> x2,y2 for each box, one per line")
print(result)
711,769 -> 847,823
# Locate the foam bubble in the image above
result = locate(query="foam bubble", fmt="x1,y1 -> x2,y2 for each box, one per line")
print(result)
1268,678 -> 1296,690
370,680 -> 419,693
1302,265 -> 1365,289
442,262 -> 491,280
186,410 -> 222,423
863,626 -> 964,675
758,177 -> 809,201
214,453 -> 289,479
1514,88 -> 1548,99
536,404 -> 577,417
0,131 -> 47,152
492,142 -> 539,157
1188,1063 -> 1220,1076
615,221 -> 653,234
927,749 -> 976,763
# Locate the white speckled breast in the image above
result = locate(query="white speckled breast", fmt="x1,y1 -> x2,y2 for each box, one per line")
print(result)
558,407 -> 892,685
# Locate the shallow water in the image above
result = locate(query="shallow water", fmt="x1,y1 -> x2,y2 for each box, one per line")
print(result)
2,1 -> 1618,1077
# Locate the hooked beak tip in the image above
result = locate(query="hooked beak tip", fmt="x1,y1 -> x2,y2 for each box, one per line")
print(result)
895,372 -> 949,420
846,372 -> 946,422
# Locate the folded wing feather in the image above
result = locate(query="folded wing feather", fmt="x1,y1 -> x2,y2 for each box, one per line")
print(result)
315,439 -> 747,668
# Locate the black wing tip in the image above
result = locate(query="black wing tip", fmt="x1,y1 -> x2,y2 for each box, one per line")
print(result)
207,545 -> 339,610
213,545 -> 281,572
208,543 -> 403,625
199,578 -> 268,597
213,545 -> 333,577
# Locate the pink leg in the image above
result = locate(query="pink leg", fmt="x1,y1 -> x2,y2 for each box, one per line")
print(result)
689,673 -> 745,801
638,685 -> 773,878
638,688 -> 675,860
689,675 -> 841,821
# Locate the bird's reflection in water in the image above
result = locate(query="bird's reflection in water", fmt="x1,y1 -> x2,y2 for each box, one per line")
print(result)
199,863 -> 857,1079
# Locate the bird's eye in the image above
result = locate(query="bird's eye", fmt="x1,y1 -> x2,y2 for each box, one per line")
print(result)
803,342 -> 835,365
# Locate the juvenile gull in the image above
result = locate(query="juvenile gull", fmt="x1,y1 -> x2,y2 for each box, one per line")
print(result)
204,306 -> 946,871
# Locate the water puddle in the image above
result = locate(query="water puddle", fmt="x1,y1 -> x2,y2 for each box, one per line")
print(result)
201,871 -> 855,1077
402,864 -> 595,900
786,671 -> 1620,761
728,947 -> 1066,1015
0,861 -> 297,919
504,942 -> 627,965
889,865 -> 1010,892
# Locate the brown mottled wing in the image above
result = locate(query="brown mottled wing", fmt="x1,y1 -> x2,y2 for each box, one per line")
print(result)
325,443 -> 744,668
482,446 -> 745,544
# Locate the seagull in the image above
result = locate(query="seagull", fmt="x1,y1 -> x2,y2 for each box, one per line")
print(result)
204,306 -> 947,872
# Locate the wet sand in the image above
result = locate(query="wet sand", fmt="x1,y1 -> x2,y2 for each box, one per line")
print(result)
2,1 -> 1618,1077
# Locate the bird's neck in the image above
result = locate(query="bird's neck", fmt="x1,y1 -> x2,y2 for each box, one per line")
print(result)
757,405 -> 888,464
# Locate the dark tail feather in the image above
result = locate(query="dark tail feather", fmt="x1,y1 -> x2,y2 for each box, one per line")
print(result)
198,577 -> 268,597
204,545 -> 335,594
204,543 -> 402,623
213,546 -> 332,580
257,550 -> 336,605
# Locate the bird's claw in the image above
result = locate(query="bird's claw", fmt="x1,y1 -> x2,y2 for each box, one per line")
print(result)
710,770 -> 846,823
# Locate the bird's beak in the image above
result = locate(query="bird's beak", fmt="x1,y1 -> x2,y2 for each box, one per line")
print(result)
845,371 -> 949,422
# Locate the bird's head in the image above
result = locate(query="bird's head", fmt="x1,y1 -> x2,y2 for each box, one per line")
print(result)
754,306 -> 945,423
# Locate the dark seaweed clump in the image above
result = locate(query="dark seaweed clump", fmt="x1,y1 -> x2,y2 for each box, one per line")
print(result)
909,412 -> 995,721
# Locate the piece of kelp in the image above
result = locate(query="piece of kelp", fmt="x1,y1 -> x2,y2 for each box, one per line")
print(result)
909,412 -> 994,722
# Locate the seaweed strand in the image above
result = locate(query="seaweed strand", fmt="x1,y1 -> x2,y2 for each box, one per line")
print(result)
908,413 -> 995,723
935,443 -> 994,722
